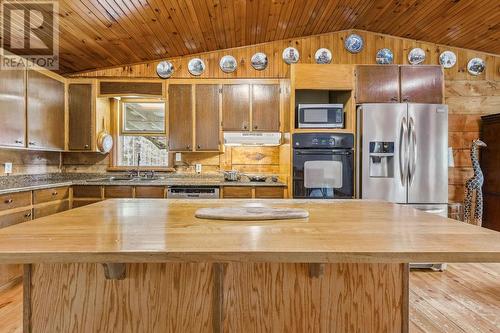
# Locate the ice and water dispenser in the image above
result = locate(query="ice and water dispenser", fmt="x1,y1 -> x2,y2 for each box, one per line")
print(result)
369,142 -> 394,178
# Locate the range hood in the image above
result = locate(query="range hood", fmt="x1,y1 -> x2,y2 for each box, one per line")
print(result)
223,132 -> 281,146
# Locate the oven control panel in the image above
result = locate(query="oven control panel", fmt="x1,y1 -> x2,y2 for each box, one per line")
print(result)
293,133 -> 354,149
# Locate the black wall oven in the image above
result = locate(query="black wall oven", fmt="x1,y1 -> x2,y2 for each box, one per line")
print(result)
293,133 -> 354,199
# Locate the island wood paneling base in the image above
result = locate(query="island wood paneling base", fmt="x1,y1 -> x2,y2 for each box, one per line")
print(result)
24,262 -> 408,333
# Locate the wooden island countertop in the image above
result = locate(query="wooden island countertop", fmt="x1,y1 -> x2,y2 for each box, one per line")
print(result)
4,199 -> 500,333
0,199 -> 499,264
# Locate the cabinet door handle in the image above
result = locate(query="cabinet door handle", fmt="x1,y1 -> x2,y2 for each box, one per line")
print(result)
390,97 -> 398,102
243,125 -> 248,130
197,145 -> 201,149
402,97 -> 410,102
15,139 -> 23,144
4,199 -> 13,204
84,144 -> 89,149
24,212 -> 32,218
186,145 -> 191,150
52,191 -> 58,196
253,125 -> 258,130
28,141 -> 37,146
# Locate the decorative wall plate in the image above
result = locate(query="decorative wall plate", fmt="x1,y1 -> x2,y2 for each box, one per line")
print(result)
219,55 -> 237,73
282,47 -> 300,64
97,130 -> 113,154
344,34 -> 364,53
376,48 -> 394,64
251,52 -> 268,70
408,48 -> 426,64
314,48 -> 332,64
467,58 -> 485,75
188,58 -> 205,76
156,61 -> 174,78
439,51 -> 457,69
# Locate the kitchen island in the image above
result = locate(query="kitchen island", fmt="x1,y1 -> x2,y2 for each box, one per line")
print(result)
0,199 -> 499,333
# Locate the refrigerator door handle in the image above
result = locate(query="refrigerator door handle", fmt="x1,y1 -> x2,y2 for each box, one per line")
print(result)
408,117 -> 417,186
399,116 -> 408,187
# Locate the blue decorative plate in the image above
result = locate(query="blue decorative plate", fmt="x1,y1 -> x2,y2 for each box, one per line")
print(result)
439,51 -> 456,69
282,47 -> 300,64
376,48 -> 394,64
188,58 -> 205,76
219,55 -> 237,73
251,52 -> 268,70
314,48 -> 332,64
156,61 -> 174,79
344,34 -> 364,53
408,48 -> 426,65
467,58 -> 485,75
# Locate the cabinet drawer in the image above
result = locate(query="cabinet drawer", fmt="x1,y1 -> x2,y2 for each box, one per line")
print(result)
33,186 -> 69,204
33,200 -> 69,219
72,199 -> 101,208
222,186 -> 253,198
0,264 -> 23,289
255,187 -> 284,199
73,185 -> 102,198
104,186 -> 134,198
0,192 -> 31,212
0,209 -> 32,229
135,186 -> 165,198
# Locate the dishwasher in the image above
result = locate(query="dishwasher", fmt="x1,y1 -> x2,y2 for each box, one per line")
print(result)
167,186 -> 220,199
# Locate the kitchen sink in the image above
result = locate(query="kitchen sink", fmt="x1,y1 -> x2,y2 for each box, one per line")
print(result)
85,176 -> 163,183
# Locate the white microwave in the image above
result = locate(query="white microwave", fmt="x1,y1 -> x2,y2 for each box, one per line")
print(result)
297,104 -> 344,128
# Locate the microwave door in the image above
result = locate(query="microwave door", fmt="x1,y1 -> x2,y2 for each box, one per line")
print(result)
360,104 -> 408,203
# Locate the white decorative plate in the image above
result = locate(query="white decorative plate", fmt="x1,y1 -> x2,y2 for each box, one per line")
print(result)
251,52 -> 268,70
282,47 -> 300,64
467,58 -> 485,76
219,55 -> 237,73
376,48 -> 394,64
439,51 -> 457,69
314,48 -> 332,64
408,48 -> 426,65
344,34 -> 364,53
188,58 -> 205,76
156,61 -> 174,78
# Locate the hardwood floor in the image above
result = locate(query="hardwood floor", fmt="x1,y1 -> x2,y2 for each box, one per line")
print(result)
0,264 -> 498,333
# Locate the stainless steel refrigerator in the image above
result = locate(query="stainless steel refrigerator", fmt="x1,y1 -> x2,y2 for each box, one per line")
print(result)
357,103 -> 448,216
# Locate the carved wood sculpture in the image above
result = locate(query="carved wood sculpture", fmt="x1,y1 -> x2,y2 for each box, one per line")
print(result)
463,139 -> 487,226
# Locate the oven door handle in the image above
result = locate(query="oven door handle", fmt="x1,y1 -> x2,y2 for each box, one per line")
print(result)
295,151 -> 351,156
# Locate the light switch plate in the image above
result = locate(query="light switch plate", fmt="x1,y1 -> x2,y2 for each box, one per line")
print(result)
195,163 -> 202,174
175,153 -> 182,162
4,162 -> 12,174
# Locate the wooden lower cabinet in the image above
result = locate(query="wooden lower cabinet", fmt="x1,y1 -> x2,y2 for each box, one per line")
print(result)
104,186 -> 134,198
0,191 -> 31,212
33,200 -> 70,219
73,199 -> 101,208
255,186 -> 284,199
0,209 -> 32,229
73,185 -> 102,198
33,186 -> 70,204
223,186 -> 286,199
135,186 -> 166,198
222,186 -> 253,198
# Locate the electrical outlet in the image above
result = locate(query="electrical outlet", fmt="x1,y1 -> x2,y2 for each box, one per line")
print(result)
175,153 -> 182,162
4,162 -> 12,174
195,163 -> 202,174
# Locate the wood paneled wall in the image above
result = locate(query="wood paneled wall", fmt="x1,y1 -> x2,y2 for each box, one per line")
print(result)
72,29 -> 500,203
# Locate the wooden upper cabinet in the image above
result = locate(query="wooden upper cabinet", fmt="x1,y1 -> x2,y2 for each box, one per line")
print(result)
356,65 -> 400,103
222,84 -> 250,131
195,85 -> 220,151
168,84 -> 193,151
400,65 -> 444,104
27,71 -> 65,150
68,83 -> 93,150
100,81 -> 163,96
252,84 -> 280,131
0,69 -> 26,147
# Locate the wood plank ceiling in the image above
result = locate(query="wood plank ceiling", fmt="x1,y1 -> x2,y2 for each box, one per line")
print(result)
5,0 -> 499,73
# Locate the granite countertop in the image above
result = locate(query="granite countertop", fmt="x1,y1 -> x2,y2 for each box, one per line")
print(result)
0,173 -> 286,194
